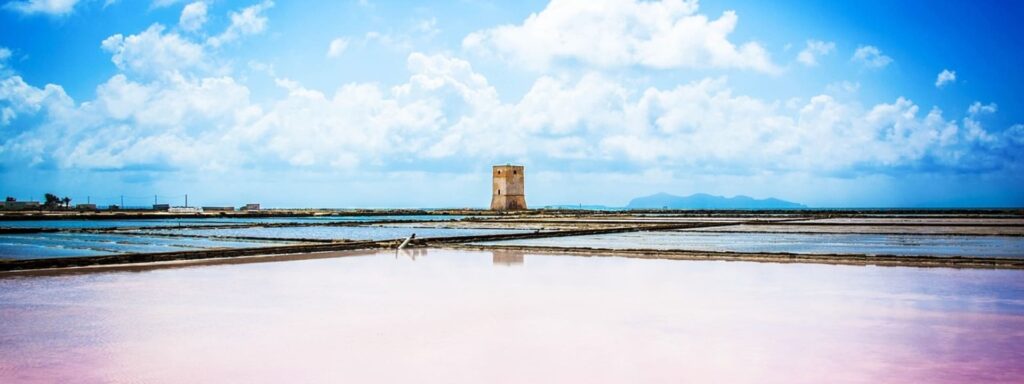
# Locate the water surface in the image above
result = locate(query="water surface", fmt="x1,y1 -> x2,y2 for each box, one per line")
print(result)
0,215 -> 469,230
478,231 -> 1024,258
0,233 -> 291,260
142,225 -> 528,241
0,249 -> 1022,383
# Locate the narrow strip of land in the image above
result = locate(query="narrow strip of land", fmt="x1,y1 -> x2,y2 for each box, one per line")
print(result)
449,244 -> 1024,270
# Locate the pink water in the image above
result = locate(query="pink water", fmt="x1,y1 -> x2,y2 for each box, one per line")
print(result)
2,249 -> 1023,383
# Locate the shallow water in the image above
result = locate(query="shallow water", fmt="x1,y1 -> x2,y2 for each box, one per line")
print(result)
0,233 -> 290,260
479,231 -> 1024,258
689,223 -> 1024,236
143,225 -> 529,241
0,249 -> 1022,383
0,215 -> 469,229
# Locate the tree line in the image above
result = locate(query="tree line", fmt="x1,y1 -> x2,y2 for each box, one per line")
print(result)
5,194 -> 73,209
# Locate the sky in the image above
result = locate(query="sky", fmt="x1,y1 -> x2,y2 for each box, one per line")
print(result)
1,0 -> 1022,208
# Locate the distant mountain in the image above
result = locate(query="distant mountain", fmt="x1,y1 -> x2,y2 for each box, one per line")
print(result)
626,193 -> 806,209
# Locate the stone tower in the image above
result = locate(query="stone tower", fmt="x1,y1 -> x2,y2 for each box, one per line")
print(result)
490,165 -> 527,211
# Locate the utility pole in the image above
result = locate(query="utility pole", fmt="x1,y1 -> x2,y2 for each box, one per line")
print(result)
120,195 -> 124,208
185,194 -> 188,208
154,195 -> 157,205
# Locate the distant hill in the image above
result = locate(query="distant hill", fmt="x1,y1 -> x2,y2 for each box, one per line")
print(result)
626,193 -> 806,209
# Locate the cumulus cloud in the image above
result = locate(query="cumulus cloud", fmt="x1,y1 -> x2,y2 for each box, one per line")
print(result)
935,69 -> 956,88
4,0 -> 79,16
796,40 -> 835,66
2,50 -> 1021,178
0,75 -> 74,133
852,45 -> 892,69
968,101 -> 997,116
101,24 -> 206,78
1,71 -> 249,169
206,0 -> 274,47
0,0 -> 1019,182
463,0 -> 779,73
326,38 -> 348,58
179,1 -> 208,32
963,102 -> 999,145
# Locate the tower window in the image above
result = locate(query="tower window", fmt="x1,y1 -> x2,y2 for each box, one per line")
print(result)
498,190 -> 501,195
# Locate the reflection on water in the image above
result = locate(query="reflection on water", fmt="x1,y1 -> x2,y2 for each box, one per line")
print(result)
492,250 -> 525,266
1,249 -> 1022,383
396,248 -> 428,261
479,231 -> 1024,258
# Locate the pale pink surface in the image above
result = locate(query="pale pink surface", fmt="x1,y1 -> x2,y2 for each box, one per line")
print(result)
2,249 -> 1023,383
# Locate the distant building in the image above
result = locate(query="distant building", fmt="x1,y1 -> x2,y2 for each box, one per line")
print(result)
75,204 -> 97,211
152,204 -> 170,211
241,203 -> 260,211
169,207 -> 203,214
202,206 -> 235,212
490,164 -> 527,211
1,199 -> 40,210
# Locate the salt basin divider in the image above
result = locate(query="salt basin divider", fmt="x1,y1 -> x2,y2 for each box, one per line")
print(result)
3,221 -> 1024,272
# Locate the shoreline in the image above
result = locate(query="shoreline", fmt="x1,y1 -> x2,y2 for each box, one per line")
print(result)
1,207 -> 1023,222
449,244 -> 1024,270
3,243 -> 1023,277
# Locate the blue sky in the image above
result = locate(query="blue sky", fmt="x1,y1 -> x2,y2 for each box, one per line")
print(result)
1,0 -> 1022,208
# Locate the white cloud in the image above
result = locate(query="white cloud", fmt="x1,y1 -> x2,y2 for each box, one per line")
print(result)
0,47 -> 11,75
796,40 -> 835,66
364,31 -> 412,51
463,0 -> 779,73
1,72 -> 250,170
326,38 -> 349,58
101,24 -> 206,78
152,0 -> 186,7
968,101 -> 997,116
179,1 -> 208,32
935,69 -> 956,88
0,76 -> 74,126
1006,125 -> 1024,147
363,21 -> 443,52
2,50 -> 1021,178
4,0 -> 79,16
825,81 -> 860,95
414,17 -> 440,38
963,102 -> 998,144
206,0 -> 274,47
852,45 -> 892,69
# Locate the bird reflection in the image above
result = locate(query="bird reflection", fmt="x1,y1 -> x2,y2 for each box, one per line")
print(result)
396,248 -> 427,261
